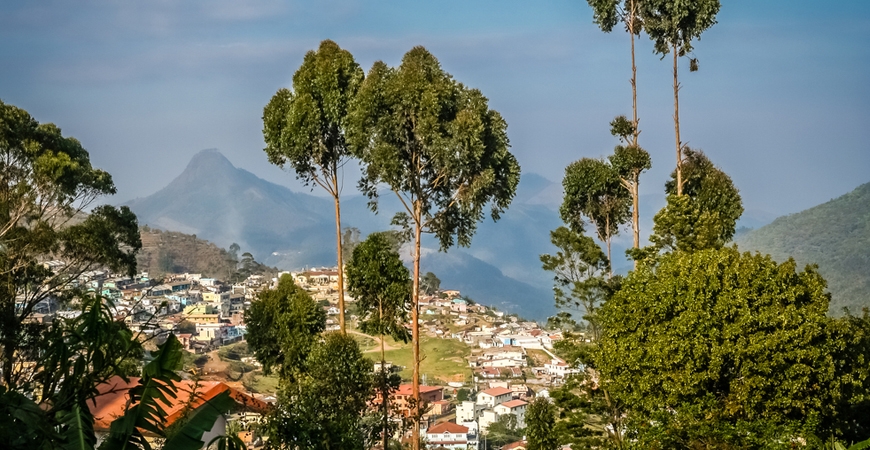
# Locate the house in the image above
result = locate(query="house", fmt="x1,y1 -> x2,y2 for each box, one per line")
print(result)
545,358 -> 582,378
494,399 -> 528,428
425,422 -> 478,450
502,440 -> 528,450
476,387 -> 513,408
89,376 -> 269,447
377,384 -> 443,417
457,400 -> 487,422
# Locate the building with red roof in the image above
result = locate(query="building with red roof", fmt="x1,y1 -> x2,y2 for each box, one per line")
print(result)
88,375 -> 269,446
425,422 -> 478,449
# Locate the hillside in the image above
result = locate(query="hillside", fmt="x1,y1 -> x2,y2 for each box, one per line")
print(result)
137,227 -> 256,279
736,182 -> 870,314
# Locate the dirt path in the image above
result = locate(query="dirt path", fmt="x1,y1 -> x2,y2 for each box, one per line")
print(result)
346,329 -> 400,353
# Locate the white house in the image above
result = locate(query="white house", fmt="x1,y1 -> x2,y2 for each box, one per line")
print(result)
494,399 -> 528,428
544,358 -> 583,378
476,387 -> 513,408
425,422 -> 477,450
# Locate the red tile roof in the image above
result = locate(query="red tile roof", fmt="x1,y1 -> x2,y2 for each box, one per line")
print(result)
502,440 -> 528,450
480,387 -> 513,397
427,422 -> 469,434
88,376 -> 269,431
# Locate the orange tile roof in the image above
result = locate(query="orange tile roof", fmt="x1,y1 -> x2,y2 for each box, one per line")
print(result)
480,387 -> 513,397
88,375 -> 269,431
427,422 -> 469,434
502,440 -> 528,450
395,384 -> 443,396
500,399 -> 528,409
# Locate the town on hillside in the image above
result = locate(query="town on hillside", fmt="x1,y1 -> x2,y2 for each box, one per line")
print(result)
34,260 -> 584,449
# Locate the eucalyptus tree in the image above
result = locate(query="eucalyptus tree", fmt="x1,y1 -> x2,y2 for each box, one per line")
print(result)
346,233 -> 411,450
262,39 -> 364,333
588,0 -> 646,146
608,116 -> 651,252
641,0 -> 720,195
560,158 -> 630,276
348,47 -> 520,449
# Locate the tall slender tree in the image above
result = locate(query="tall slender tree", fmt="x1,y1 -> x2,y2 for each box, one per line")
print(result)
348,47 -> 520,450
262,39 -> 364,333
608,116 -> 651,253
641,0 -> 720,195
346,233 -> 411,450
561,158 -> 631,277
587,0 -> 645,147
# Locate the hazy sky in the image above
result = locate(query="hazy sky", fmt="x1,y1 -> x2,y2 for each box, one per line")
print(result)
1,0 -> 868,217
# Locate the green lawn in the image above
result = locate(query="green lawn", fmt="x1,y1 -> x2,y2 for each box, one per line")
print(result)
380,335 -> 471,384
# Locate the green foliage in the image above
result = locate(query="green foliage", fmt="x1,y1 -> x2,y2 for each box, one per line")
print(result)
263,40 -> 363,186
456,388 -> 470,402
421,271 -> 441,295
526,398 -> 559,450
540,226 -> 610,337
266,332 -> 374,450
1,100 -> 141,390
100,335 -> 235,450
346,233 -> 412,344
244,275 -> 326,379
641,0 -> 720,57
597,247 -> 870,447
736,182 -> 870,314
561,157 -> 630,260
348,46 -> 521,250
649,148 -> 743,253
484,414 -> 524,449
609,144 -> 651,183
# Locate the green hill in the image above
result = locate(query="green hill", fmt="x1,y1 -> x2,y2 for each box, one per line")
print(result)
736,182 -> 870,314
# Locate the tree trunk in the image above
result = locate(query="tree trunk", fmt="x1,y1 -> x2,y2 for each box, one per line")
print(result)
629,0 -> 639,147
632,175 -> 640,269
411,205 -> 422,450
606,215 -> 613,279
334,193 -> 346,334
380,302 -> 389,450
673,43 -> 683,196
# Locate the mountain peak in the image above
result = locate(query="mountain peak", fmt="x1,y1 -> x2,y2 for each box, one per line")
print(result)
185,148 -> 235,173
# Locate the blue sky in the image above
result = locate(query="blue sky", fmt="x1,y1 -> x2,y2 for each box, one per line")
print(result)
1,0 -> 868,217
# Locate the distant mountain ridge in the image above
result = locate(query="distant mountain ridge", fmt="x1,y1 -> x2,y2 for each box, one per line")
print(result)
126,149 -> 559,320
736,181 -> 870,314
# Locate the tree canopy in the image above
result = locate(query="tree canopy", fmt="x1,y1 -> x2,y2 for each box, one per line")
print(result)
244,274 -> 326,380
262,39 -> 365,333
597,247 -> 870,446
650,147 -> 743,253
346,232 -> 411,346
267,332 -> 374,450
561,157 -> 630,269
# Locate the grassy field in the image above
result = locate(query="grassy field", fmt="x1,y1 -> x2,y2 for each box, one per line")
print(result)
526,348 -> 553,366
380,335 -> 471,384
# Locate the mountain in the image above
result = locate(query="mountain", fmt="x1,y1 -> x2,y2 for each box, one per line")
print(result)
735,182 -> 870,314
125,150 -> 561,319
126,149 -> 336,268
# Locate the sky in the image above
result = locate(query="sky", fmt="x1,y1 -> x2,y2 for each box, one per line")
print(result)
1,0 -> 868,217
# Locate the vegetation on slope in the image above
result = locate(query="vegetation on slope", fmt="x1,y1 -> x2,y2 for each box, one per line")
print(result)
137,226 -> 278,280
737,182 -> 870,313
